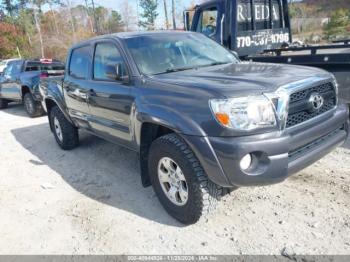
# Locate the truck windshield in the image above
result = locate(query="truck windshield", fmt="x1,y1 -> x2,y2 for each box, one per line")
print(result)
125,33 -> 238,75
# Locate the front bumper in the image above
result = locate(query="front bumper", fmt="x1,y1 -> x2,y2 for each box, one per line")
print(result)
183,104 -> 349,188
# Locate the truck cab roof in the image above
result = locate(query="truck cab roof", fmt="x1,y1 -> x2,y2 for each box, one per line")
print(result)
71,31 -> 196,48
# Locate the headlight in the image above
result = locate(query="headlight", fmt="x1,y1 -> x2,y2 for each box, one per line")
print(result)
210,95 -> 277,131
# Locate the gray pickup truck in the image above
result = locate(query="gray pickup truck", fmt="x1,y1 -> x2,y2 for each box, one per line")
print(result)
0,59 -> 64,117
41,31 -> 349,224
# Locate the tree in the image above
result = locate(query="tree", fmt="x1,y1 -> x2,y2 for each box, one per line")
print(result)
1,0 -> 16,17
171,0 -> 175,29
94,6 -> 109,34
64,0 -> 77,40
33,6 -> 44,57
0,22 -> 28,58
17,8 -> 35,47
162,0 -> 169,29
47,0 -> 61,35
138,0 -> 158,30
324,8 -> 350,40
120,0 -> 137,31
107,10 -> 124,33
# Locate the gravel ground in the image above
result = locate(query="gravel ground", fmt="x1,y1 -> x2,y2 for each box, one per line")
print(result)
0,103 -> 349,255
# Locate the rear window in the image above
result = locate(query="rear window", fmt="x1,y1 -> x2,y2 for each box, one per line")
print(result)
69,46 -> 90,79
237,0 -> 283,31
25,62 -> 65,72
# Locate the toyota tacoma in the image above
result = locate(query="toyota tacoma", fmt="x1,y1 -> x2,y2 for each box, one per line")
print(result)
0,59 -> 64,117
40,31 -> 349,224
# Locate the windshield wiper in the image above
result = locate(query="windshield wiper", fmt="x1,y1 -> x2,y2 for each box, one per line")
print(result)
199,62 -> 230,68
154,66 -> 196,75
154,62 -> 230,75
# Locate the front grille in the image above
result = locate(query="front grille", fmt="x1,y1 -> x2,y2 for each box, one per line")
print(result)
286,82 -> 336,128
288,126 -> 344,160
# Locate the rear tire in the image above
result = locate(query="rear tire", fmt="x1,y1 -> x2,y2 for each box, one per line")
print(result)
50,106 -> 79,150
0,98 -> 8,109
148,133 -> 223,224
23,92 -> 44,117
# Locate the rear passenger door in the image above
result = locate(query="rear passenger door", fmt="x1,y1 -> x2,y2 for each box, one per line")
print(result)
63,45 -> 91,128
86,41 -> 134,148
1,60 -> 23,101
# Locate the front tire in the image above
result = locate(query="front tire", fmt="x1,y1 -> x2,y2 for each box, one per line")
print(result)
50,106 -> 79,150
23,92 -> 44,117
148,133 -> 223,224
0,98 -> 8,109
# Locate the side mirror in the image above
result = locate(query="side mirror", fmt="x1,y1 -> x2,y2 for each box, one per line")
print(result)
105,63 -> 129,83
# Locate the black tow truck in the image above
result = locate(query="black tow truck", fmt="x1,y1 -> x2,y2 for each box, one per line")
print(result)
184,0 -> 350,104
0,59 -> 65,117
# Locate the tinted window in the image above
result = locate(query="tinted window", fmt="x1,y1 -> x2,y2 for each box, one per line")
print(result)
11,61 -> 22,74
93,42 -> 124,81
197,8 -> 218,37
25,62 -> 65,72
69,46 -> 90,79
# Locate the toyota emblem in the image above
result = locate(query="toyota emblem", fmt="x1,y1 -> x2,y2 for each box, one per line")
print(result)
309,93 -> 324,111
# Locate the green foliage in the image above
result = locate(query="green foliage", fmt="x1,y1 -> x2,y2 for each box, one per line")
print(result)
139,0 -> 158,30
0,0 -> 131,59
1,0 -> 16,16
0,22 -> 29,58
324,8 -> 350,40
107,10 -> 124,33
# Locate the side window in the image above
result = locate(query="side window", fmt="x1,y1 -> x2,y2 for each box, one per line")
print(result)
11,61 -> 22,75
69,46 -> 90,79
93,42 -> 125,81
197,8 -> 218,37
3,63 -> 13,77
3,61 -> 21,77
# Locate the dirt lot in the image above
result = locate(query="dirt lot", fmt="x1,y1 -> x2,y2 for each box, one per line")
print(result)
0,103 -> 349,255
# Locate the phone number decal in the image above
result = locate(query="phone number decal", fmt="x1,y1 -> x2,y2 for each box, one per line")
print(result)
237,32 -> 289,48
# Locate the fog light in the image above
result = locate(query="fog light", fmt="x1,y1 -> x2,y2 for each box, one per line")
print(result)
240,154 -> 252,170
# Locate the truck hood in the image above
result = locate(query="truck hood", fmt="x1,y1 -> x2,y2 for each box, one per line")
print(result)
151,62 -> 331,97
